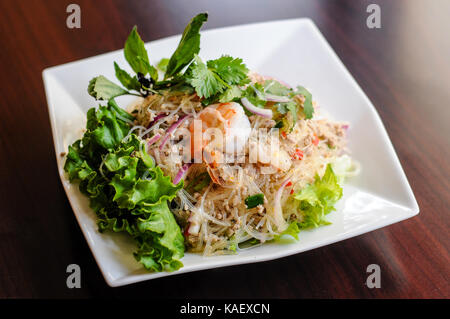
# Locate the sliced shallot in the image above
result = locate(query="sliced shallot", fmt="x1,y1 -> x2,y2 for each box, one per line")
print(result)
240,97 -> 272,119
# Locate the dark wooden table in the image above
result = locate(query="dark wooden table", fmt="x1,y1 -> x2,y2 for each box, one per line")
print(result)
0,0 -> 448,298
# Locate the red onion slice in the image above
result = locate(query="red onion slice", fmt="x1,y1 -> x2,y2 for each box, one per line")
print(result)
147,113 -> 167,128
173,163 -> 192,184
147,133 -> 161,147
159,114 -> 192,150
241,97 -> 273,119
262,75 -> 292,89
264,93 -> 291,103
250,84 -> 265,100
251,84 -> 291,103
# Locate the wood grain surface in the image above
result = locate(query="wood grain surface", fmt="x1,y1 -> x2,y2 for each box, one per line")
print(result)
0,0 -> 448,298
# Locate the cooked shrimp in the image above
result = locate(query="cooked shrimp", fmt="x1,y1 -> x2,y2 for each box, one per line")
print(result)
189,102 -> 251,183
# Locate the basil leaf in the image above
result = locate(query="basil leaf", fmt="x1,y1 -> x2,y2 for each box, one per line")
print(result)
157,58 -> 169,72
136,56 -> 158,82
165,13 -> 208,79
124,26 -> 151,75
114,62 -> 141,91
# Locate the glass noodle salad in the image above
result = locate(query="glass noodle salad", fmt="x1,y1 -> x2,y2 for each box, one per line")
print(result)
64,13 -> 360,272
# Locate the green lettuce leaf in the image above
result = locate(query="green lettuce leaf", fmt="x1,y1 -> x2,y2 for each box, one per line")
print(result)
274,164 -> 343,242
64,100 -> 185,272
134,200 -> 185,271
294,164 -> 343,228
274,221 -> 300,241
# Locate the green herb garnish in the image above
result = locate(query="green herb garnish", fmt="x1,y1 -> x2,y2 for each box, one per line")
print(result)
245,194 -> 265,209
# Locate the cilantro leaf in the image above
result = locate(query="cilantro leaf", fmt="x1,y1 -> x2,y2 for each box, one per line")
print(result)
276,101 -> 298,129
165,13 -> 208,79
88,76 -> 129,100
242,83 -> 266,107
185,55 -> 226,98
218,85 -> 242,103
263,80 -> 291,96
207,55 -> 249,85
293,85 -> 314,119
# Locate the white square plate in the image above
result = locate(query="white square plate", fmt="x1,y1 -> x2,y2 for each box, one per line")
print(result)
43,18 -> 419,287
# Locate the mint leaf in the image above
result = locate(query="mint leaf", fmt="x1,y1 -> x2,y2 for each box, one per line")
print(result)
165,13 -> 208,79
124,26 -> 151,75
88,76 -> 129,100
207,55 -> 249,85
114,62 -> 141,91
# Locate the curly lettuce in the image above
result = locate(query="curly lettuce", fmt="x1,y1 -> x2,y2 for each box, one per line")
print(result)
64,100 -> 185,272
277,164 -> 343,240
